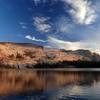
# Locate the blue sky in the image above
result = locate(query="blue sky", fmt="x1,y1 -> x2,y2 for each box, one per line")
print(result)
0,0 -> 100,53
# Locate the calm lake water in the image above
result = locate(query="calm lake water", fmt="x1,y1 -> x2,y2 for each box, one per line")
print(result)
0,69 -> 100,100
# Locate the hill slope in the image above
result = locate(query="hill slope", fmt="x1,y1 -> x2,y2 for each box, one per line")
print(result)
0,42 -> 99,68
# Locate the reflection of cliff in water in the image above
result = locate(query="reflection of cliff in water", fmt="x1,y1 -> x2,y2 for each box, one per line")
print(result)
0,69 -> 100,95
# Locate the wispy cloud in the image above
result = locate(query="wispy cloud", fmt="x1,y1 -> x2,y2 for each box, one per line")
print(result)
32,0 -> 57,5
63,0 -> 97,25
19,22 -> 27,25
32,0 -> 46,5
21,26 -> 27,29
48,36 -> 100,54
19,22 -> 28,29
56,16 -> 73,34
33,16 -> 52,33
25,35 -> 46,42
48,36 -> 82,50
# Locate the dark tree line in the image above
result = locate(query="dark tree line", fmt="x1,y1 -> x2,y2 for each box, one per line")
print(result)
33,61 -> 100,68
0,61 -> 100,69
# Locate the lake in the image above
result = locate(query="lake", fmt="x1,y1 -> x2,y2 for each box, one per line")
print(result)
0,69 -> 100,100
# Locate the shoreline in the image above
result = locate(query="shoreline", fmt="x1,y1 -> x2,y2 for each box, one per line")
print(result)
0,68 -> 100,71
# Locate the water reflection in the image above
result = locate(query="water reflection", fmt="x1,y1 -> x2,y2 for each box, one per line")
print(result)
0,69 -> 100,99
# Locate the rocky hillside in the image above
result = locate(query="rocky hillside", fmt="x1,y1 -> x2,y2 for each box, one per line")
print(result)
0,42 -> 99,68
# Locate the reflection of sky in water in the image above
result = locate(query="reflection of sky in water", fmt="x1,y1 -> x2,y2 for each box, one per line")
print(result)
47,83 -> 100,100
0,70 -> 100,100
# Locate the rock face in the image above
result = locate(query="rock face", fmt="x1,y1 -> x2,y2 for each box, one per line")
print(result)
0,42 -> 99,68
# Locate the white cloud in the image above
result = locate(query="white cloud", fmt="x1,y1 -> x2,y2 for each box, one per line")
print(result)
48,36 -> 83,50
32,0 -> 97,25
47,36 -> 100,54
56,16 -> 73,34
19,22 -> 27,25
63,0 -> 97,25
25,35 -> 46,42
33,16 -> 52,33
19,22 -> 28,29
32,0 -> 57,5
21,25 -> 27,29
32,0 -> 41,5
